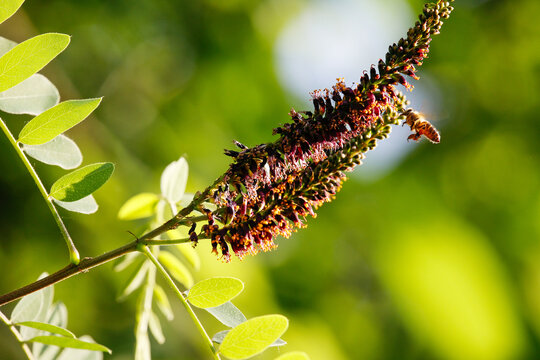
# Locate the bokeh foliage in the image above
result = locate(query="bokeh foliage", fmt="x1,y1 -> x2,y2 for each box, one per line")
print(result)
1,0 -> 540,359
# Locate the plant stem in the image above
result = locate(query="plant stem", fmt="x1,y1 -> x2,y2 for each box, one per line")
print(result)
0,118 -> 80,265
0,310 -> 35,360
0,173 -> 223,306
141,246 -> 221,360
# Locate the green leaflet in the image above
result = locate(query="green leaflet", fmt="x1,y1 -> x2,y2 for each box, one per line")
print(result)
274,352 -> 311,360
0,33 -> 70,93
118,192 -> 160,220
23,134 -> 82,169
219,315 -> 289,359
49,162 -> 114,202
53,195 -> 99,214
188,277 -> 244,309
0,73 -> 59,115
0,0 -> 25,25
157,251 -> 193,288
205,301 -> 247,328
18,98 -> 102,145
160,157 -> 188,205
15,321 -> 75,338
27,335 -> 111,354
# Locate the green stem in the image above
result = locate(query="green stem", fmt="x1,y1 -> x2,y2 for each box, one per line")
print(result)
0,310 -> 35,360
0,118 -> 80,265
141,246 -> 221,360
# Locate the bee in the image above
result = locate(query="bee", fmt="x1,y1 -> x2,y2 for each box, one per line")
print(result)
402,109 -> 440,143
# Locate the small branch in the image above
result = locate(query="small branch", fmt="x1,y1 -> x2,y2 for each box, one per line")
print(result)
0,173 -> 223,307
0,118 -> 80,265
142,246 -> 221,360
0,310 -> 35,360
0,241 -> 138,307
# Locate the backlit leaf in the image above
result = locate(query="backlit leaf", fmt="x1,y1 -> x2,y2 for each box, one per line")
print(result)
15,321 -> 75,338
188,277 -> 244,309
54,195 -> 98,214
0,33 -> 70,93
213,330 -> 286,347
18,98 -> 101,145
56,336 -> 104,360
0,74 -> 59,115
11,273 -> 53,342
49,162 -> 114,202
28,336 -> 111,354
160,157 -> 188,205
118,193 -> 159,220
158,251 -> 193,288
274,352 -> 310,360
0,0 -> 25,25
219,315 -> 289,359
23,134 -> 82,169
205,301 -> 247,328
0,36 -> 17,56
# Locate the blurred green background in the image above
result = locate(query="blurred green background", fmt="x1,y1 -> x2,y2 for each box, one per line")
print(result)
2,0 -> 540,359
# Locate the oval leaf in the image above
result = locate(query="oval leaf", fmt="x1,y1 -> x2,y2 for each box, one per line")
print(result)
0,0 -> 25,25
27,336 -> 111,354
220,315 -> 289,359
11,273 -> 53,325
23,134 -> 82,169
188,277 -> 244,309
15,321 -> 75,338
275,352 -> 311,360
118,193 -> 159,220
205,301 -> 247,328
213,330 -> 286,348
56,336 -> 104,360
0,74 -> 59,115
18,98 -> 101,145
0,33 -> 70,93
50,162 -> 114,202
54,195 -> 98,214
157,251 -> 193,288
160,157 -> 188,205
